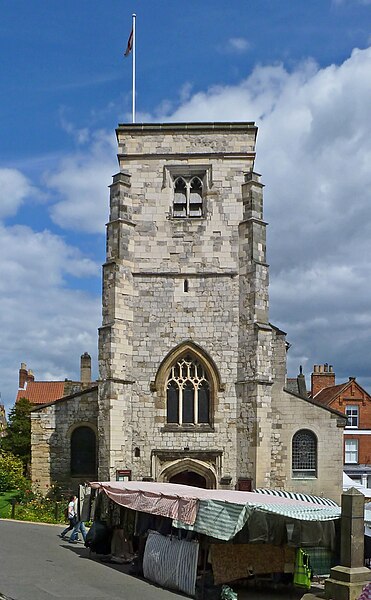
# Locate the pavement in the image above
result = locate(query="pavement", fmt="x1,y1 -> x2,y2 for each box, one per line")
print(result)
0,518 -> 324,600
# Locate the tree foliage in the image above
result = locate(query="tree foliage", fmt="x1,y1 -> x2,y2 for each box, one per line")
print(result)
0,450 -> 26,492
1,398 -> 32,471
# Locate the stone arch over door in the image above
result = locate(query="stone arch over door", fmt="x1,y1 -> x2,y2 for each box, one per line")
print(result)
159,458 -> 217,489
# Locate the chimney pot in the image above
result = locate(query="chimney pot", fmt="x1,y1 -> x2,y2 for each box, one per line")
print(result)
311,363 -> 336,397
80,352 -> 92,386
19,363 -> 28,389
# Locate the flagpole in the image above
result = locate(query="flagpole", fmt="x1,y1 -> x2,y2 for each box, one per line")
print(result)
132,13 -> 136,123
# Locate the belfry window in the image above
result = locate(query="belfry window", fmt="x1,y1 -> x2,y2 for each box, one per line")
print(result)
166,354 -> 210,424
292,429 -> 317,478
173,176 -> 203,218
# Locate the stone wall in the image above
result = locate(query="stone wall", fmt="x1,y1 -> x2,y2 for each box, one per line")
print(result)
271,387 -> 346,502
31,387 -> 98,494
98,123 -> 263,486
270,330 -> 346,501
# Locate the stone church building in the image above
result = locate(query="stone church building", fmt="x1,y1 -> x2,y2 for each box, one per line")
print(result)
31,122 -> 346,500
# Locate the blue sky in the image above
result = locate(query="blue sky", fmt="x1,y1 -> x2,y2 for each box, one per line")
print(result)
1,0 -> 371,411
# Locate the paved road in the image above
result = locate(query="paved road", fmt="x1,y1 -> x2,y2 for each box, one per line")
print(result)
0,519 -> 321,600
0,520 -> 185,600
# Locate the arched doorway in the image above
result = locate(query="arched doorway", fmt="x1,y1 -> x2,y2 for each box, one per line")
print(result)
159,457 -> 217,489
169,471 -> 207,488
70,426 -> 97,477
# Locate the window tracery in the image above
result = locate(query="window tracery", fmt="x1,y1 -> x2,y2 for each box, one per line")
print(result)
166,354 -> 210,424
173,176 -> 203,218
292,429 -> 317,478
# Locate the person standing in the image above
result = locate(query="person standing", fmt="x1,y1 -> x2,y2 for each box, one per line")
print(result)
60,495 -> 77,539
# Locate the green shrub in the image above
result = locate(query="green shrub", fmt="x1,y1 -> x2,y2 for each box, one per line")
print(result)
0,491 -> 17,518
15,494 -> 65,523
0,450 -> 28,492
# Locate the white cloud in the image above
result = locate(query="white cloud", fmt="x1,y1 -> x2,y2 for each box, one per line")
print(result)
46,129 -> 116,234
0,127 -> 114,410
0,168 -> 40,219
154,46 -> 371,387
227,37 -> 250,53
0,222 -> 100,410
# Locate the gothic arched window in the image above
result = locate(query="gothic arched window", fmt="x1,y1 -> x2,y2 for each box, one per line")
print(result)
166,354 -> 210,425
70,426 -> 97,477
172,175 -> 204,218
292,429 -> 317,478
173,177 -> 187,217
189,177 -> 203,217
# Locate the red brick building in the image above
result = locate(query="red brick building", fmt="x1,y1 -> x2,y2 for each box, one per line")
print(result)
16,353 -> 93,406
311,364 -> 371,488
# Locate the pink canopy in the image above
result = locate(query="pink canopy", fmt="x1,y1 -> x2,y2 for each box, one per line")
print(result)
90,481 -> 329,526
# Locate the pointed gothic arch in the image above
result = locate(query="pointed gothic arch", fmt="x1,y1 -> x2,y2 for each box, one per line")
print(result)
152,341 -> 223,426
159,458 -> 217,489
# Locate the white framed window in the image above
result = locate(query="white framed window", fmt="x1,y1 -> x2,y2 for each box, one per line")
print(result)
345,439 -> 358,464
345,405 -> 359,428
292,429 -> 317,478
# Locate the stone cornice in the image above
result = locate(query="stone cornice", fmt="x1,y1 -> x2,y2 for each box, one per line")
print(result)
152,449 -> 223,459
235,378 -> 273,386
132,271 -> 238,278
118,151 -> 256,161
106,218 -> 136,228
117,121 -> 257,134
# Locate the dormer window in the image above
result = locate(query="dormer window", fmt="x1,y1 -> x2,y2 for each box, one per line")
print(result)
173,176 -> 204,218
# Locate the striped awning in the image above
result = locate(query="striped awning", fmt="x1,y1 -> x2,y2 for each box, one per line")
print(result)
173,497 -> 341,540
254,488 -> 339,507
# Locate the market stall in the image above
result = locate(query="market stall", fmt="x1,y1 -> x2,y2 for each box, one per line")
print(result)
87,481 -> 341,597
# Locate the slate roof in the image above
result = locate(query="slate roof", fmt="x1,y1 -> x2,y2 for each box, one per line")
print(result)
286,374 -> 308,398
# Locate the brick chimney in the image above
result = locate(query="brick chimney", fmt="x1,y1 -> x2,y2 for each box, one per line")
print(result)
80,352 -> 91,386
19,363 -> 28,388
19,364 -> 35,389
311,363 -> 335,397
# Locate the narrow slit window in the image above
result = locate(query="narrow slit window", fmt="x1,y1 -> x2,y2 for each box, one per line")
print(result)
184,279 -> 189,292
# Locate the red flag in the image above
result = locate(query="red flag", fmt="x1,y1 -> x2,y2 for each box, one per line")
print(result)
124,29 -> 133,57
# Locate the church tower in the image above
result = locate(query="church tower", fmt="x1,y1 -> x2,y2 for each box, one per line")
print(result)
97,122 -> 274,489
29,121 -> 345,501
